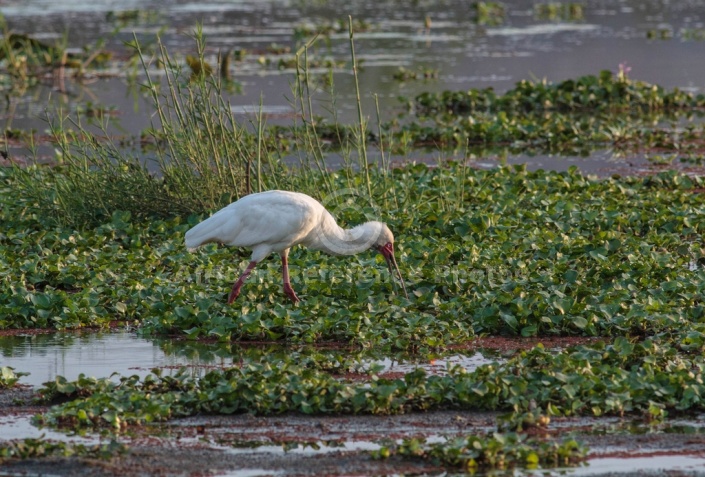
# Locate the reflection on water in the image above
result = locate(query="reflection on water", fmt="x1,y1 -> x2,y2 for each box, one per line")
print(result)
0,331 -> 240,387
0,331 -> 502,387
363,352 -> 499,375
0,414 -> 101,444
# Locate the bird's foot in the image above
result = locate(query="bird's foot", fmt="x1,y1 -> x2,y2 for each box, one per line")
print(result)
283,284 -> 300,303
227,261 -> 258,305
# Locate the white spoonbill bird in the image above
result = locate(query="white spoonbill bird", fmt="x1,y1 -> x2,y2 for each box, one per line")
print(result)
185,190 -> 409,304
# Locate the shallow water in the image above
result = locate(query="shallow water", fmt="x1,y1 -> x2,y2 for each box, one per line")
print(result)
223,440 -> 384,455
569,455 -> 705,475
218,471 -> 283,477
0,331 -> 240,387
160,425 -> 705,476
0,331 -> 498,387
0,414 -> 101,444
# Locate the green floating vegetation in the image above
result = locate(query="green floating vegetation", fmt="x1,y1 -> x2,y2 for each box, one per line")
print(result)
0,438 -> 125,461
680,28 -> 705,41
473,2 -> 506,27
535,3 -> 584,22
391,70 -> 705,153
4,163 -> 705,350
375,433 -> 586,472
648,27 -> 705,41
105,9 -> 159,26
647,28 -> 674,40
0,366 -> 26,388
413,70 -> 704,116
392,65 -> 439,82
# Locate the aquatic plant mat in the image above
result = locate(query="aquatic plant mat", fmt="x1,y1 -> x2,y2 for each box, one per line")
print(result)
4,159 -> 705,475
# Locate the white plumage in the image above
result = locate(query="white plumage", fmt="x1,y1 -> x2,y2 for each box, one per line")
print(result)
185,190 -> 408,303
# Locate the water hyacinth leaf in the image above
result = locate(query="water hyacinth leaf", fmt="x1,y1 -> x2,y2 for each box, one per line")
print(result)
500,312 -> 518,330
0,367 -> 28,388
54,378 -> 76,395
30,294 -> 51,309
564,269 -> 579,284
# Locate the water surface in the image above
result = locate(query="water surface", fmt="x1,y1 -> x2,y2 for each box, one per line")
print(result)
0,331 -> 499,387
0,331 -> 238,387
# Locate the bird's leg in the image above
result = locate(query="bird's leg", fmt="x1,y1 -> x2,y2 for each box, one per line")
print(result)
281,253 -> 300,303
228,261 -> 258,304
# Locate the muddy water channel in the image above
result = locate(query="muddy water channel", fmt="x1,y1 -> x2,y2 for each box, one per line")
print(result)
3,333 -> 705,476
0,332 -> 518,476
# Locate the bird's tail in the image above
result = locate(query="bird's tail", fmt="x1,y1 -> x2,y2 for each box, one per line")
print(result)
185,211 -> 231,251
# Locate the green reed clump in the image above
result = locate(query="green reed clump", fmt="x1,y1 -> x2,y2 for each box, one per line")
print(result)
13,22 -> 385,227
15,28 -> 277,227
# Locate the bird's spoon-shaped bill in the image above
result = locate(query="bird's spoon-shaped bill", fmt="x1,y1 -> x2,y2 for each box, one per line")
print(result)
378,242 -> 409,299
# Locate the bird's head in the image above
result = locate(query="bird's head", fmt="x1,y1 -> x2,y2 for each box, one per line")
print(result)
373,223 -> 395,251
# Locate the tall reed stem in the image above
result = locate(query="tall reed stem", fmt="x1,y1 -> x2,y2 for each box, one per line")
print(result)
348,16 -> 372,200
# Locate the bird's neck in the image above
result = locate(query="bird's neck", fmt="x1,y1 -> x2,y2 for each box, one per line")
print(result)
309,213 -> 383,256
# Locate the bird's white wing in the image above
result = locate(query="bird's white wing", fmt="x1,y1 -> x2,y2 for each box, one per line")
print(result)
185,191 -> 322,253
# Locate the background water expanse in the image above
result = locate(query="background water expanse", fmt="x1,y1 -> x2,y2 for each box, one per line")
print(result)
1,0 -> 704,174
